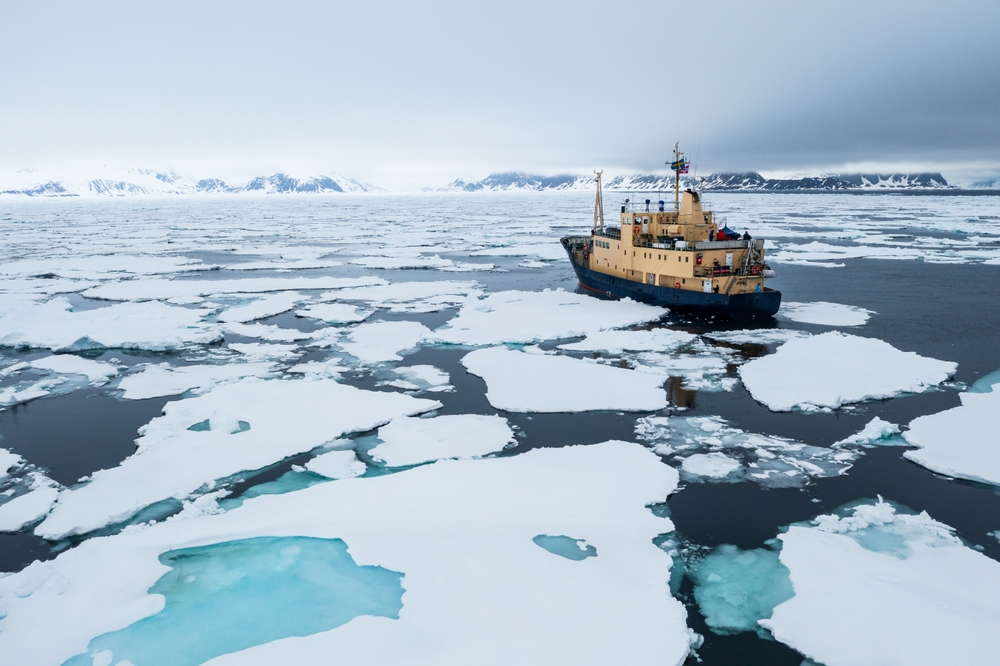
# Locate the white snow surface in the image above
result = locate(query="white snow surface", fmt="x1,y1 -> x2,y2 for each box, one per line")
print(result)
762,500 -> 1000,666
35,377 -> 441,539
217,292 -> 308,323
680,453 -> 742,478
369,415 -> 514,467
778,301 -> 875,327
0,441 -> 689,666
26,355 -> 118,384
117,362 -> 279,399
462,347 -> 667,412
432,290 -> 663,346
339,321 -> 430,363
0,298 -> 221,351
0,448 -> 22,480
0,477 -> 60,532
558,329 -> 696,354
739,332 -> 956,411
903,386 -> 1000,487
83,276 -> 385,302
304,450 -> 366,479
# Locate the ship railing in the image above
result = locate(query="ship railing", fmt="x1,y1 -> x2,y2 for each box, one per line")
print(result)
594,227 -> 621,241
693,239 -> 749,250
693,266 -> 738,278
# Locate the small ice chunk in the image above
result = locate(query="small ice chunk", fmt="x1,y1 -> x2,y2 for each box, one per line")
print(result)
462,347 -> 667,413
339,321 -> 430,363
305,450 -> 366,479
704,329 -> 809,345
28,355 -> 118,384
680,453 -> 742,478
378,365 -> 452,392
557,328 -> 696,354
218,292 -> 308,324
369,414 -> 514,467
833,417 -> 902,447
0,476 -> 60,532
223,322 -> 312,342
739,332 -> 956,411
227,343 -> 301,362
295,303 -> 371,324
0,448 -> 22,480
778,302 -> 875,327
118,362 -> 278,400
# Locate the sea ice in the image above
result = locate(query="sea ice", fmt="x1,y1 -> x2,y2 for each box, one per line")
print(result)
117,362 -> 279,400
26,355 -> 118,384
0,298 -> 221,351
833,417 -> 903,447
223,323 -> 312,343
34,377 -> 442,539
902,386 -> 1000,487
338,321 -> 430,363
778,301 -> 875,327
368,414 -> 514,467
0,475 -> 60,532
470,243 -> 568,261
376,364 -> 452,392
0,441 -> 689,666
462,347 -> 668,412
0,448 -> 23,480
557,328 -> 696,354
680,453 -> 742,478
295,302 -> 371,324
690,544 -> 793,636
431,290 -> 663,346
703,329 -> 809,345
217,292 -> 308,324
739,332 -> 956,411
82,276 -> 385,302
305,450 -> 367,479
227,342 -> 301,361
762,499 -> 1000,665
321,281 -> 481,310
633,352 -> 733,392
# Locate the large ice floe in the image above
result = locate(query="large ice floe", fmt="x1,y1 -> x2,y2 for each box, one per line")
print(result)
338,321 -> 431,363
431,290 -> 662,346
0,441 -> 691,666
34,377 -> 442,540
762,499 -> 1000,665
368,414 -> 514,467
116,362 -> 279,399
739,332 -> 956,411
0,297 -> 221,351
902,381 -> 1000,487
777,301 -> 875,327
636,415 -> 856,487
82,276 -> 385,302
462,347 -> 668,412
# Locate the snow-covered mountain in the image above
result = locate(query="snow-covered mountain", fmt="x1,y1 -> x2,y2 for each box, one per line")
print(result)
0,168 -> 380,197
442,171 -> 954,192
969,178 -> 1000,190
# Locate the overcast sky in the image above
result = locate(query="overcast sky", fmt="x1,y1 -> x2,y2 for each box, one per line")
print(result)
2,0 -> 998,188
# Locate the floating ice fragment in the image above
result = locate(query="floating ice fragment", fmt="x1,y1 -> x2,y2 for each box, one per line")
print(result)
376,364 -> 452,392
703,329 -> 809,345
680,453 -> 742,478
833,417 -> 902,447
762,499 -> 1000,666
223,322 -> 312,342
462,347 -> 667,412
27,355 -> 118,384
778,301 -> 875,327
557,328 -> 696,354
320,281 -> 481,310
0,474 -> 60,532
226,342 -> 301,361
82,276 -> 386,302
902,386 -> 1000,487
305,450 -> 367,479
690,544 -> 793,636
339,321 -> 430,363
739,332 -> 956,411
0,447 -> 22,480
294,302 -> 371,324
532,535 -> 598,561
217,292 -> 308,323
369,414 -> 514,467
431,290 -> 663,346
118,362 -> 278,400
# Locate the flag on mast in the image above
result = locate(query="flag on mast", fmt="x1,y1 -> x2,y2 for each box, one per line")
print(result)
669,159 -> 690,174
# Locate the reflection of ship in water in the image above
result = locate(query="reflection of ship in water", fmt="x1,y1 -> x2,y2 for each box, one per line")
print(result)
666,376 -> 696,409
561,144 -> 781,319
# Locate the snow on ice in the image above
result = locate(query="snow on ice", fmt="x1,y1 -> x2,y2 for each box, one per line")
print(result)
368,415 -> 514,467
739,332 -> 956,411
0,442 -> 690,666
217,292 -> 309,324
82,276 -> 385,302
557,329 -> 696,354
462,347 -> 668,413
762,499 -> 1000,666
305,450 -> 367,480
117,362 -> 279,400
339,321 -> 431,363
777,301 -> 875,327
34,378 -> 441,540
376,365 -> 452,393
295,302 -> 371,324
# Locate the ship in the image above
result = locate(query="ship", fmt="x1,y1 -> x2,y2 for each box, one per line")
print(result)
561,144 -> 781,319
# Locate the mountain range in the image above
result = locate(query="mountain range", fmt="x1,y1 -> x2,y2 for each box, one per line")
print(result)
0,169 -> 379,197
441,171 -> 956,192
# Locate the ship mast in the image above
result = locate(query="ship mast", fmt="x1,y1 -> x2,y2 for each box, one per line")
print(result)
673,142 -> 681,211
593,170 -> 604,232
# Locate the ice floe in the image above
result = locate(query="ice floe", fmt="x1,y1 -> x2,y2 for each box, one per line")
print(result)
217,292 -> 308,323
339,321 -> 431,363
376,364 -> 452,392
34,377 -> 442,539
228,342 -> 302,361
462,347 -> 667,412
762,499 -> 1000,665
25,355 -> 118,384
0,297 -> 221,351
0,441 -> 689,666
305,450 -> 367,479
558,329 -> 696,354
0,448 -> 22,480
322,281 -> 481,313
739,332 -> 956,411
432,290 -> 663,346
0,474 -> 60,532
703,329 -> 809,346
833,417 -> 903,447
223,322 -> 312,343
777,301 -> 875,327
368,414 -> 514,467
83,276 -> 385,302
117,362 -> 279,399
636,415 -> 856,487
294,302 -> 371,324
902,385 -> 1000,487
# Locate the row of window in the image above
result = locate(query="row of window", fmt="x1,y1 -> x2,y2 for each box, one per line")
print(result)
636,251 -> 689,263
595,240 -> 611,249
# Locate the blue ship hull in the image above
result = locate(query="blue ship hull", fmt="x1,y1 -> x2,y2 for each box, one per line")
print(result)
561,237 -> 781,319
